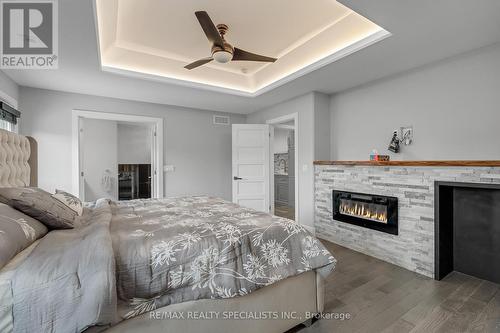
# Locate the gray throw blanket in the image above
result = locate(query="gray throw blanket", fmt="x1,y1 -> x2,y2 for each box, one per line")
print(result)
11,196 -> 335,332
12,199 -> 117,333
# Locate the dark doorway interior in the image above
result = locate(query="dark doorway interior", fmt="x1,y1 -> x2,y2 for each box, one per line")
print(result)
435,182 -> 500,283
118,164 -> 151,200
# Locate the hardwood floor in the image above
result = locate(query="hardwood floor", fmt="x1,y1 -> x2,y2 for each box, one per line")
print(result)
294,240 -> 500,333
275,203 -> 295,220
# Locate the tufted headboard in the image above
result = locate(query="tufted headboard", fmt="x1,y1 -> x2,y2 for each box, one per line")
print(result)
0,129 -> 37,187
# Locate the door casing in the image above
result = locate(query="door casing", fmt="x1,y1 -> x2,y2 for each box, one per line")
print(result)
72,109 -> 164,199
266,113 -> 299,223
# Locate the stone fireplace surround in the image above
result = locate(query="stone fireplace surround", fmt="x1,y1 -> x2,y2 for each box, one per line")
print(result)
314,161 -> 500,278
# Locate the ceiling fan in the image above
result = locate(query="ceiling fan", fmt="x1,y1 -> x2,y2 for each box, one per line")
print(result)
185,11 -> 277,70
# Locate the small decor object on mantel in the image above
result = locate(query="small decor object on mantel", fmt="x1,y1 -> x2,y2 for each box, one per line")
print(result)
370,150 -> 390,161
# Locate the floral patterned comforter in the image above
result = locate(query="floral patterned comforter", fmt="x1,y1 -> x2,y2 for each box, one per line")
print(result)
109,196 -> 336,319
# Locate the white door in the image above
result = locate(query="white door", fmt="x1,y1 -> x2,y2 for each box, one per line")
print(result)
232,124 -> 270,213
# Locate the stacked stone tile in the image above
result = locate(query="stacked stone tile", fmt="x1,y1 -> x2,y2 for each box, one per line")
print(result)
314,165 -> 500,277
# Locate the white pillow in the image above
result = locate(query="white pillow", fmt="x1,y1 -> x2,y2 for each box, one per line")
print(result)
52,190 -> 83,216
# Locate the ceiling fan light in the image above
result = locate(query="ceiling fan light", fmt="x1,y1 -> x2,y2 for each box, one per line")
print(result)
213,50 -> 232,63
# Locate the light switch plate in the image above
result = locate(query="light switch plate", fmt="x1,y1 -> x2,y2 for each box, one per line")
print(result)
164,165 -> 175,172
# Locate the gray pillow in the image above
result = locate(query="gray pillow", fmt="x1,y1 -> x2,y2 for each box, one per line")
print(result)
52,189 -> 83,216
0,202 -> 48,269
0,187 -> 77,229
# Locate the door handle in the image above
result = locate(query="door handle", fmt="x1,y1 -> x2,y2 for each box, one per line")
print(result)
233,176 -> 243,180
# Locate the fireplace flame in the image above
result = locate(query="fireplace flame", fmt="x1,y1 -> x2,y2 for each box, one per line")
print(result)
339,200 -> 388,223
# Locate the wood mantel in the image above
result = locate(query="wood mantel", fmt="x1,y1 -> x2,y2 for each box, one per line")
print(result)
314,160 -> 500,167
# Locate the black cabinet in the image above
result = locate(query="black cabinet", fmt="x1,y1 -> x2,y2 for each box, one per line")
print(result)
118,164 -> 151,200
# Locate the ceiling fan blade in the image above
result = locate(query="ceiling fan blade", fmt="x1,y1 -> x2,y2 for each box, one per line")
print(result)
184,57 -> 213,70
195,11 -> 224,47
232,48 -> 277,63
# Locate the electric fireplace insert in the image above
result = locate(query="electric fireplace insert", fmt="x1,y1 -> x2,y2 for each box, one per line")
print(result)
332,190 -> 398,235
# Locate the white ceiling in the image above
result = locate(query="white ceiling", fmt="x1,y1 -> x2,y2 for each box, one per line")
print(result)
116,0 -> 352,74
4,0 -> 500,114
96,0 -> 387,95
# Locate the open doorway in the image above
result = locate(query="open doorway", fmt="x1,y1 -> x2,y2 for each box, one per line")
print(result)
231,117 -> 298,222
267,114 -> 298,221
72,110 -> 163,200
117,122 -> 153,200
79,119 -> 153,201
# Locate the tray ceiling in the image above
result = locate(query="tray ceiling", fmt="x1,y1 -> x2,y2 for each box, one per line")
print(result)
96,0 -> 389,96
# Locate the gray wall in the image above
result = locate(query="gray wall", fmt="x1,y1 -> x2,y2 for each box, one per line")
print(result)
117,123 -> 152,164
0,70 -> 19,107
330,43 -> 500,161
273,128 -> 290,154
314,93 -> 331,161
82,118 -> 118,201
19,87 -> 246,200
247,92 -> 330,229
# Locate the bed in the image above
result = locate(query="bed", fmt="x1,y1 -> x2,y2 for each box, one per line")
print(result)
0,129 -> 335,333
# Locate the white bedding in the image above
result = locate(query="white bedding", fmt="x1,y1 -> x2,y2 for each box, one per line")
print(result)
0,240 -> 41,333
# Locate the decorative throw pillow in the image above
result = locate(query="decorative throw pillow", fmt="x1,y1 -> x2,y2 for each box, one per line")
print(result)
52,190 -> 83,216
0,187 -> 77,229
0,203 -> 47,269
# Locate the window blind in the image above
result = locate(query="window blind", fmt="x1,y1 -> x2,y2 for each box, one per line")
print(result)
0,101 -> 21,125
0,119 -> 14,131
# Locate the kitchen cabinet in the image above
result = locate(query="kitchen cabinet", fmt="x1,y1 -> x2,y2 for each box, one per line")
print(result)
275,174 -> 289,205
